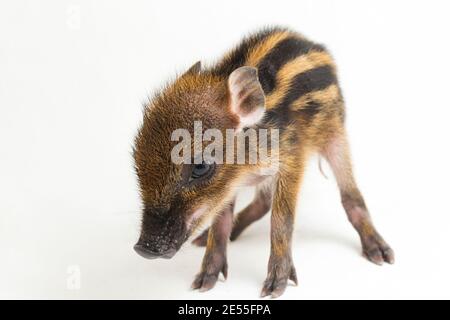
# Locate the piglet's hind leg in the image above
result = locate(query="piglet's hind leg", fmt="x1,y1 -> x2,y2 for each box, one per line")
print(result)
322,134 -> 394,265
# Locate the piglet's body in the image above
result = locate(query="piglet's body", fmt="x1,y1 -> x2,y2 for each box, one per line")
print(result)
133,27 -> 394,298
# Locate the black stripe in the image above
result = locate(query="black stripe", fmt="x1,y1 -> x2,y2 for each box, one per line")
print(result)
210,27 -> 288,78
295,101 -> 322,122
279,65 -> 336,109
257,37 -> 325,94
262,65 -> 336,129
263,107 -> 293,130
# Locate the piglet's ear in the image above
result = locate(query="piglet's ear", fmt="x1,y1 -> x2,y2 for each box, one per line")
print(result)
182,61 -> 201,76
228,66 -> 265,129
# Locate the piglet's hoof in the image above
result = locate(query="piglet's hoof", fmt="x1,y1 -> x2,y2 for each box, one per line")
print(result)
191,253 -> 227,292
261,255 -> 298,298
362,233 -> 395,265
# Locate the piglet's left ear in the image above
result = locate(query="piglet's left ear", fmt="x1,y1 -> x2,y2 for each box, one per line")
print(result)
228,66 -> 265,129
182,61 -> 201,77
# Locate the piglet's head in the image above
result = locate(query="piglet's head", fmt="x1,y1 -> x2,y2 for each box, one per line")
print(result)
133,62 -> 265,259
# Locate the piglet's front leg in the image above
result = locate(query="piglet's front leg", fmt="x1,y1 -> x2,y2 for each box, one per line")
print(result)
261,160 -> 304,298
191,201 -> 234,292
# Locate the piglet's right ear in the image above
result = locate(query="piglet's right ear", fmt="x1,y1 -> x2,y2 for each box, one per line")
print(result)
228,66 -> 265,130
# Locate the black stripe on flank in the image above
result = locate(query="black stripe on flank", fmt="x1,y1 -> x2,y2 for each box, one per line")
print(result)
210,27 -> 288,78
263,65 -> 335,130
295,101 -> 322,122
279,65 -> 336,109
263,107 -> 293,132
257,37 -> 325,94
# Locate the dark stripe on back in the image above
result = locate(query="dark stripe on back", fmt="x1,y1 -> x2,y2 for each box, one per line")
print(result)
295,101 -> 322,122
263,65 -> 336,129
210,27 -> 288,78
279,65 -> 336,109
257,37 -> 325,94
263,107 -> 292,130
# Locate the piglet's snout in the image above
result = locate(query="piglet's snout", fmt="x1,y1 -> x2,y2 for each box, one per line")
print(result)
134,209 -> 186,260
134,241 -> 177,259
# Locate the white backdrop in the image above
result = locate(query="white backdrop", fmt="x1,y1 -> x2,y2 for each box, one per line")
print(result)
1,0 -> 449,299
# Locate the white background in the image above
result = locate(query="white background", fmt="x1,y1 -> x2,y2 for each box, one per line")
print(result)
1,0 -> 449,299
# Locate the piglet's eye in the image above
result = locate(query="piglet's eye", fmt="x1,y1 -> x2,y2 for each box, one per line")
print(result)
191,162 -> 211,180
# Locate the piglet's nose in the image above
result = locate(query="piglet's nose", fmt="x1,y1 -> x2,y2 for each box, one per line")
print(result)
133,242 -> 177,259
134,243 -> 159,259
